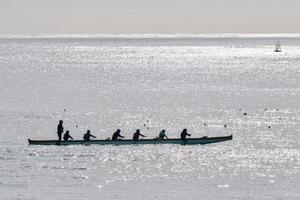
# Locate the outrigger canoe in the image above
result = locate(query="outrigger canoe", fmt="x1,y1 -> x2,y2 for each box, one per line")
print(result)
28,135 -> 232,146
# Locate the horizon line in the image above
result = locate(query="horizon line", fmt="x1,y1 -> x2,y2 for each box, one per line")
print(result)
1,33 -> 300,39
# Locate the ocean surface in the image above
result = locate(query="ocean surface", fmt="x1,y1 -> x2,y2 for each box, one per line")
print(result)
0,35 -> 299,199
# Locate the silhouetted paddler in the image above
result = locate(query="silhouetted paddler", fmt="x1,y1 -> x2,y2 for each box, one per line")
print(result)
112,129 -> 124,140
180,129 -> 191,141
159,129 -> 168,139
133,129 -> 146,141
83,130 -> 96,141
63,130 -> 73,141
57,120 -> 64,141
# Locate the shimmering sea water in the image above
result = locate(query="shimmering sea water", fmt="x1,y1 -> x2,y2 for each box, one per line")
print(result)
0,35 -> 299,199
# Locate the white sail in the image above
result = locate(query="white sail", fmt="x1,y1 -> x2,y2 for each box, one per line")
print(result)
274,41 -> 282,52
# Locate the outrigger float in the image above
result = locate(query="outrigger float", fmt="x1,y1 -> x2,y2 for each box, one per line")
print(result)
28,135 -> 232,146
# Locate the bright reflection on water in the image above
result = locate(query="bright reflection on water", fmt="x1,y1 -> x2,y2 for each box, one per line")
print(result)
0,36 -> 299,199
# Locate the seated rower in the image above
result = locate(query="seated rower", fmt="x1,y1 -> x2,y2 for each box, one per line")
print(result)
112,129 -> 124,140
63,130 -> 73,141
133,129 -> 146,141
159,129 -> 168,139
180,128 -> 191,141
83,130 -> 96,142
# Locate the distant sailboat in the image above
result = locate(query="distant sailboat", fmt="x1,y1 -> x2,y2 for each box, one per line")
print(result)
274,41 -> 282,52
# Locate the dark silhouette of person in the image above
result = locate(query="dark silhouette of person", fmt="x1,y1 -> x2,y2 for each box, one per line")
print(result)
133,129 -> 146,141
112,129 -> 124,140
180,129 -> 191,141
159,129 -> 168,139
63,130 -> 73,141
57,120 -> 64,141
83,130 -> 96,141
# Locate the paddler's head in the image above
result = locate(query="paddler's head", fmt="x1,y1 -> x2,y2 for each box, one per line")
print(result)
59,120 -> 63,124
87,130 -> 90,134
136,129 -> 140,133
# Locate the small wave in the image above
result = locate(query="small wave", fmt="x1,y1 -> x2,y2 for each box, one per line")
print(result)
50,166 -> 65,170
218,184 -> 230,188
71,167 -> 87,171
72,175 -> 88,179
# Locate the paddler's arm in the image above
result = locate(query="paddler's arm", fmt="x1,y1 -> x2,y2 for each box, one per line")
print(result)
140,133 -> 146,137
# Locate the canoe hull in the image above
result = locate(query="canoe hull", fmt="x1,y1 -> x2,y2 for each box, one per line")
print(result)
28,135 -> 232,146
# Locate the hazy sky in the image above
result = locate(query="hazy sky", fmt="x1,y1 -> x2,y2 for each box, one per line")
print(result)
0,0 -> 300,34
